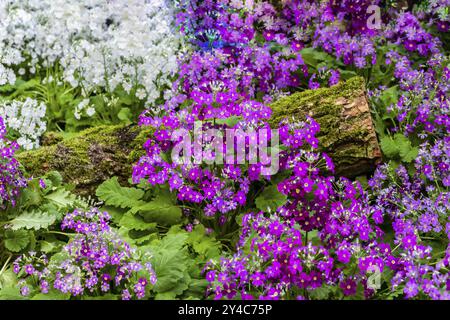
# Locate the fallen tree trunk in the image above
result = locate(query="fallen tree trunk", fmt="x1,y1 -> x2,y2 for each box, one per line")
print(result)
17,77 -> 381,195
17,125 -> 152,196
269,76 -> 381,177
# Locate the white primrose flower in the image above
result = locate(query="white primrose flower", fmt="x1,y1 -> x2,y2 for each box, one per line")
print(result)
0,0 -> 181,108
0,98 -> 47,150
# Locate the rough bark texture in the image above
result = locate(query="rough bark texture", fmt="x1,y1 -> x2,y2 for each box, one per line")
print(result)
269,76 -> 381,177
17,77 -> 381,195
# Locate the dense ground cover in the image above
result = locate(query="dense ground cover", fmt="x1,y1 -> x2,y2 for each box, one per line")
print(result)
0,0 -> 449,300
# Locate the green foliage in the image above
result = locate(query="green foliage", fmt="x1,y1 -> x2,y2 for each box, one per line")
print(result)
143,225 -> 222,300
4,230 -> 30,252
9,210 -> 57,231
96,179 -> 182,245
1,171 -> 87,258
129,191 -> 182,226
380,133 -> 419,163
255,184 -> 288,212
96,177 -> 146,208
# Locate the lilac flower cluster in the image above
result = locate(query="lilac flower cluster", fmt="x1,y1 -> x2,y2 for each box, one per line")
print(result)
385,12 -> 442,55
204,121 -> 387,300
369,138 -> 450,299
13,208 -> 157,300
0,115 -> 27,209
384,51 -> 449,138
415,0 -> 450,32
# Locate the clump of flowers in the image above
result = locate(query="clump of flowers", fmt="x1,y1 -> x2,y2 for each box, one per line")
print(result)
13,208 -> 157,300
0,115 -> 27,209
0,98 -> 47,150
0,0 -> 180,106
383,51 -> 449,138
414,0 -> 450,33
385,12 -> 442,56
133,110 -> 275,232
369,137 -> 450,299
204,117 -> 387,300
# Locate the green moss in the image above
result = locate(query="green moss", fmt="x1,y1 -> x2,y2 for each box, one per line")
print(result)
17,124 -> 150,195
41,131 -> 64,146
128,126 -> 154,163
269,77 -> 379,177
269,76 -> 365,128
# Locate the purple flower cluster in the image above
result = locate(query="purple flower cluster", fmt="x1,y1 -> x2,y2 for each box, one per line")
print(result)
0,116 -> 27,209
385,12 -> 441,55
133,1 -> 349,225
369,138 -> 450,299
384,51 -> 449,138
204,123 -> 387,300
415,0 -> 450,33
13,208 -> 157,300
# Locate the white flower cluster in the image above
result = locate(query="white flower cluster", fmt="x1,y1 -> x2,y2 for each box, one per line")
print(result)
0,0 -> 180,106
0,98 -> 47,150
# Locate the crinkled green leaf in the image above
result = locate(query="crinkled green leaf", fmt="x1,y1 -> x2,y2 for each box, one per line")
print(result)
0,287 -> 27,300
32,290 -> 70,300
394,134 -> 418,163
131,192 -> 182,226
45,188 -> 78,209
119,212 -> 157,231
186,225 -> 221,259
4,230 -> 30,252
9,211 -> 57,230
380,136 -> 399,158
149,233 -> 189,294
96,177 -> 145,208
118,107 -> 132,123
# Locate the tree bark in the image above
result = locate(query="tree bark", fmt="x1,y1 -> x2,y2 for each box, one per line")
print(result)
17,77 -> 381,195
269,76 -> 381,177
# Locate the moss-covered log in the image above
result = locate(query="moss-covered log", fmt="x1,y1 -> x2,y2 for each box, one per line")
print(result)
269,77 -> 381,177
17,77 -> 380,195
16,125 -> 151,196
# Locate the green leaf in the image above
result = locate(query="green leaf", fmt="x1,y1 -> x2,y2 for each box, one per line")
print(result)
255,185 -> 287,212
82,294 -> 119,300
309,286 -> 332,299
0,287 -> 27,300
9,211 -> 57,230
185,279 -> 209,297
32,290 -> 70,300
215,116 -> 242,128
149,233 -> 189,294
131,192 -> 182,226
394,134 -> 418,163
4,230 -> 30,252
96,177 -> 145,208
119,212 -> 157,231
300,48 -> 335,67
380,136 -> 399,158
0,269 -> 19,291
400,146 -> 418,163
100,205 -> 127,225
45,171 -> 63,187
186,225 -> 221,259
45,188 -> 78,209
155,292 -> 178,300
118,107 -> 133,123
379,85 -> 399,108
